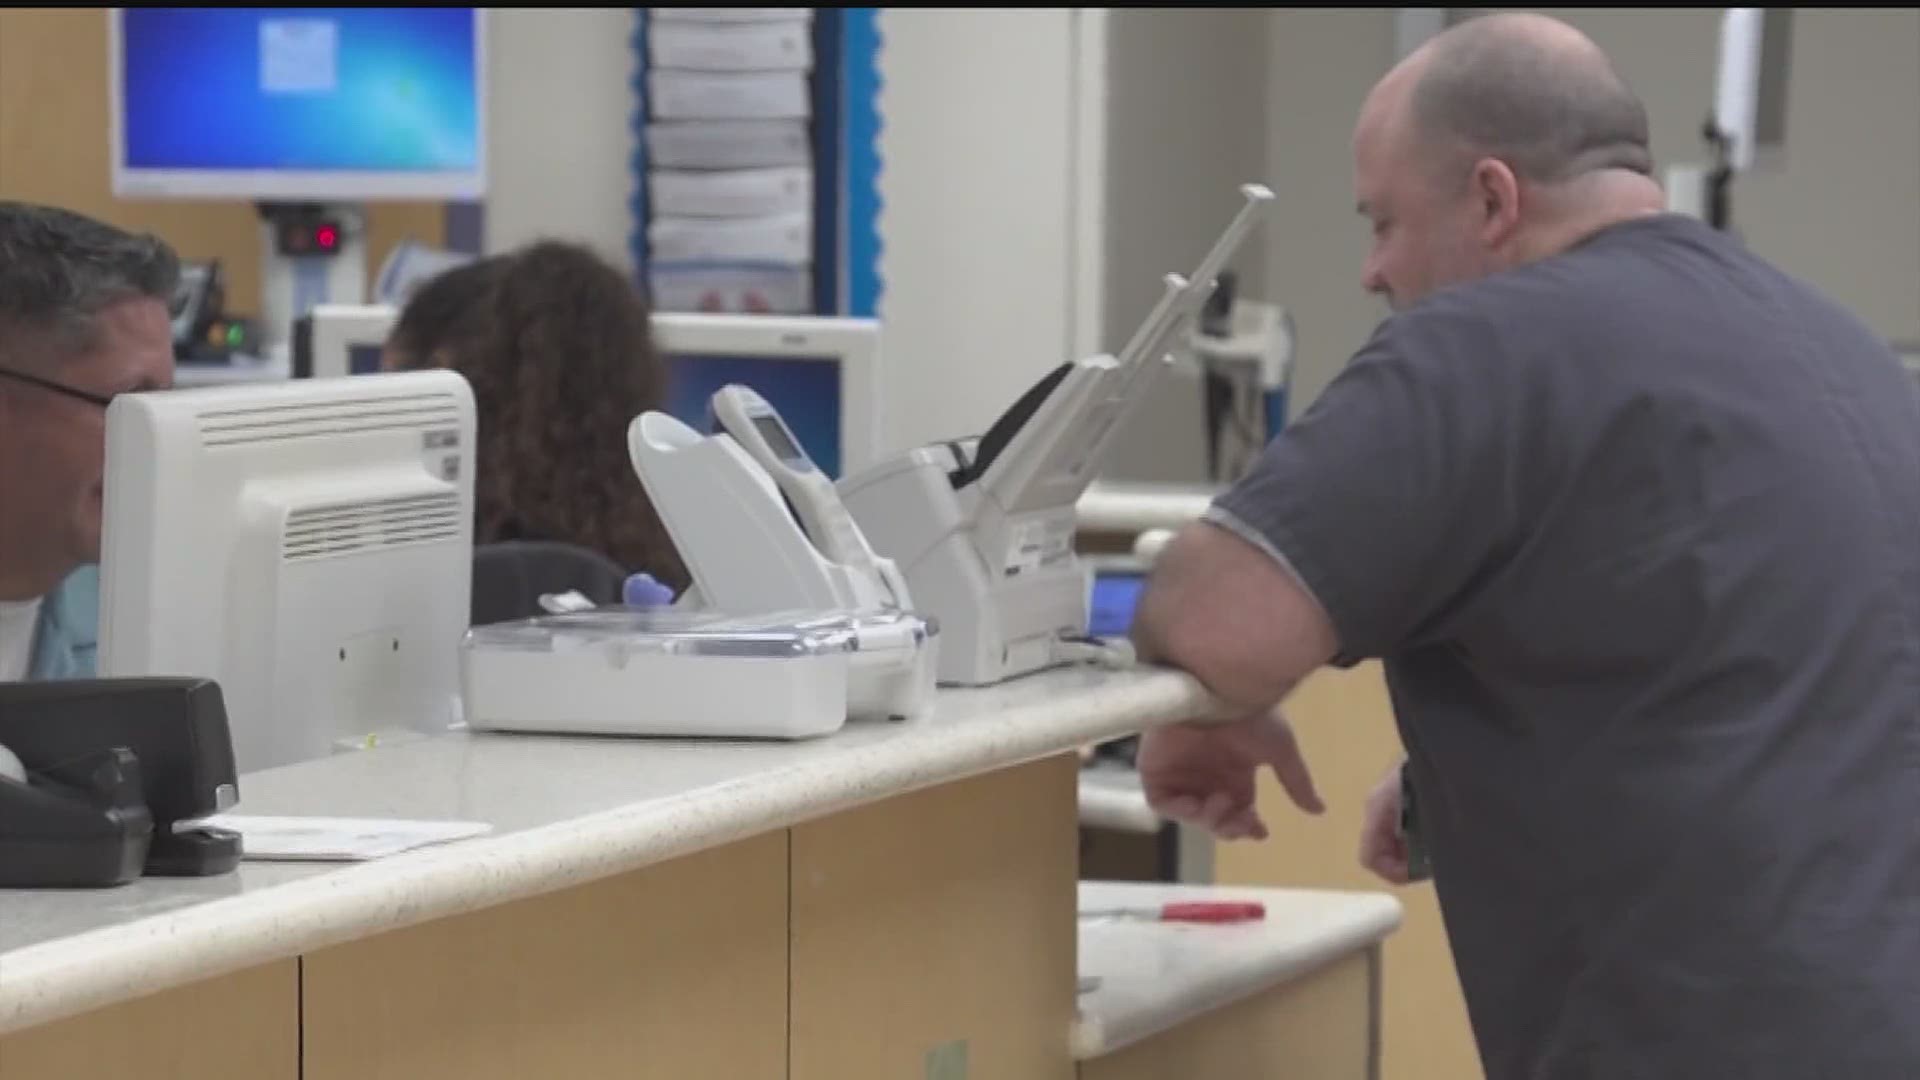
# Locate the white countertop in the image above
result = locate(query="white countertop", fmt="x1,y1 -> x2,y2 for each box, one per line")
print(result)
1077,481 -> 1223,535
1073,880 -> 1403,1059
0,666 -> 1216,1037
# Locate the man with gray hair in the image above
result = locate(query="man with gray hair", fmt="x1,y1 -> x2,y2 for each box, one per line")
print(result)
1132,12 -> 1920,1079
0,202 -> 179,681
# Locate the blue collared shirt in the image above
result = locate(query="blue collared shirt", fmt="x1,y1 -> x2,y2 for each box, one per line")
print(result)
28,565 -> 99,681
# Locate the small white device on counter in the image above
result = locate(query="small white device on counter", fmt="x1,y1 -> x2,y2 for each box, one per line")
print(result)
629,383 -> 911,615
837,183 -> 1274,687
459,608 -> 939,740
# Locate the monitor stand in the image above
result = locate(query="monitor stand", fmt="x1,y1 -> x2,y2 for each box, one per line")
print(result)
256,201 -> 369,361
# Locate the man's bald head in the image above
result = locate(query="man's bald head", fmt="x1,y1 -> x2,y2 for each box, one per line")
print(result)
1406,13 -> 1652,187
1352,13 -> 1666,309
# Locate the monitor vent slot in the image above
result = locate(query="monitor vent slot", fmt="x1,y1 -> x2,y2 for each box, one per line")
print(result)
198,393 -> 464,448
282,492 -> 465,562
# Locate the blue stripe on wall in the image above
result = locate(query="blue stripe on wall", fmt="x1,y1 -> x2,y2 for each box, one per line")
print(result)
842,8 -> 883,319
811,8 -> 842,314
628,8 -> 649,284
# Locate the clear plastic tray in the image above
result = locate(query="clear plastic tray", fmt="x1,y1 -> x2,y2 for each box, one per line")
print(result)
462,607 -> 934,661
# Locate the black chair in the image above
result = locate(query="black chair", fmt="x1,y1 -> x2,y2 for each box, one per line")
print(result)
470,541 -> 628,626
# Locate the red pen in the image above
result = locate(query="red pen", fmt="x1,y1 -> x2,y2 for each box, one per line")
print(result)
1079,901 -> 1266,923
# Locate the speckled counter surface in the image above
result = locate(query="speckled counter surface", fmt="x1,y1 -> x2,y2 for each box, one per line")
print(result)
0,666 -> 1215,1037
1073,880 -> 1404,1059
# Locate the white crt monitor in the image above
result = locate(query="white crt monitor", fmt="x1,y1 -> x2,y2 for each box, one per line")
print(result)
655,314 -> 882,480
108,8 -> 487,201
99,371 -> 477,775
299,303 -> 399,379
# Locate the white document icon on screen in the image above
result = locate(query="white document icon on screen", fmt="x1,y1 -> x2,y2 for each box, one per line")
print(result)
260,18 -> 338,96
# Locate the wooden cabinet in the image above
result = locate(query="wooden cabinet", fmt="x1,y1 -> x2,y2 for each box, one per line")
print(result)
790,755 -> 1081,1080
300,833 -> 790,1080
0,962 -> 297,1080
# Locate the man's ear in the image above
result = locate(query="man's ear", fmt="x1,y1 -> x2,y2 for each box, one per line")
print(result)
1471,158 -> 1523,248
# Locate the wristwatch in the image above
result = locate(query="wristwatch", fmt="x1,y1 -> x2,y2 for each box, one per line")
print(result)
1399,763 -> 1433,882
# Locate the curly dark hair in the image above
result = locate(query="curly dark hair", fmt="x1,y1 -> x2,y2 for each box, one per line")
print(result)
386,241 -> 689,592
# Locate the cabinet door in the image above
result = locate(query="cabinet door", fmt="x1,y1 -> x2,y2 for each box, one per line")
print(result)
301,832 -> 789,1080
0,962 -> 298,1080
789,754 -> 1081,1080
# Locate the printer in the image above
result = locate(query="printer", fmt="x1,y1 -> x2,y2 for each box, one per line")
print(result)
838,183 -> 1274,686
0,677 -> 242,888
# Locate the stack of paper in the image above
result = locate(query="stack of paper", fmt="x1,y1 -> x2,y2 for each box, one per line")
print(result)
186,815 -> 494,862
645,8 -> 817,315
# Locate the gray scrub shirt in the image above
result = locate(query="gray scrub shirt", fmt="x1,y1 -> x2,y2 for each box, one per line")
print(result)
1208,213 -> 1920,1079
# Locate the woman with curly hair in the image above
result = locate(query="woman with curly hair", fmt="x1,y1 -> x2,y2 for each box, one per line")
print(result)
381,240 -> 689,595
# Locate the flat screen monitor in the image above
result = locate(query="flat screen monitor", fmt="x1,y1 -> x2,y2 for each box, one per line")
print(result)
653,314 -> 882,480
110,7 -> 487,201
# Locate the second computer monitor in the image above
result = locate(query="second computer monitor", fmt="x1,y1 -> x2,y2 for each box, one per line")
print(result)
298,306 -> 881,479
654,314 -> 881,480
299,303 -> 399,379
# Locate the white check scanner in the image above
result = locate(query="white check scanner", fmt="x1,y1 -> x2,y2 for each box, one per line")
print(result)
631,182 -> 1274,688
628,384 -> 935,722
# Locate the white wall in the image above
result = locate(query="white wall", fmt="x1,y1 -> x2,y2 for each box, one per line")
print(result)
1096,7 -> 1274,485
1517,8 -> 1920,345
873,8 -> 1087,456
1268,7 -> 1920,411
1264,9 -> 1401,411
484,8 -> 638,270
481,7 -> 1098,459
478,8 -> 1920,458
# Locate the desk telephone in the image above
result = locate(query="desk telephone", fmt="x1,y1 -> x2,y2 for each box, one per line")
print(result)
172,259 -> 263,363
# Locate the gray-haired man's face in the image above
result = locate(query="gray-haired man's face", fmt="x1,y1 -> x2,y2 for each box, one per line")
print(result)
0,296 -> 174,590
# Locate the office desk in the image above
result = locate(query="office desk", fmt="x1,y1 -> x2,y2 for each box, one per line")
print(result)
2,667 -> 1217,1078
1075,881 -> 1401,1080
0,667 -> 1397,1078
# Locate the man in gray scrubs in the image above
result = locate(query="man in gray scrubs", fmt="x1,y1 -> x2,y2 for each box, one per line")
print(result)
1131,12 -> 1920,1079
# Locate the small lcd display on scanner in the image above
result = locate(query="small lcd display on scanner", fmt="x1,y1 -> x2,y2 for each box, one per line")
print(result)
751,414 -> 806,463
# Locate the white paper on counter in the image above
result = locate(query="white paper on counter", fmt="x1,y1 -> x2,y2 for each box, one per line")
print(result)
180,815 -> 494,862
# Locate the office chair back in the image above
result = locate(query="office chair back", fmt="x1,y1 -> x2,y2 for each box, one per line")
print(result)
470,540 -> 627,626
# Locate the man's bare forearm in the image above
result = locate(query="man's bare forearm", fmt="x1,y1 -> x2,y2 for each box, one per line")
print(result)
1130,520 -> 1340,716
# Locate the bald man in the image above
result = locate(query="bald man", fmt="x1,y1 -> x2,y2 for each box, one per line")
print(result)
1131,13 -> 1920,1079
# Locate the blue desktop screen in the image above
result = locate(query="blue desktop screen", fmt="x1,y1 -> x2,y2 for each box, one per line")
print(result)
665,355 -> 844,479
348,344 -> 385,375
1088,571 -> 1147,639
119,8 -> 480,173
